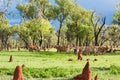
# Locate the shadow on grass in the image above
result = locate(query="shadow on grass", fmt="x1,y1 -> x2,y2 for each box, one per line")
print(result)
91,67 -> 110,71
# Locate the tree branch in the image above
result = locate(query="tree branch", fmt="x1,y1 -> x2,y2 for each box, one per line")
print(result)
97,16 -> 106,36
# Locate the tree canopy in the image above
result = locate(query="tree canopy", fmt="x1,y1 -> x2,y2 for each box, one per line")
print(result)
0,0 -> 120,49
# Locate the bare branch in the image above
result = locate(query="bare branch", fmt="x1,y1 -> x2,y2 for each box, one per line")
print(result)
97,16 -> 106,36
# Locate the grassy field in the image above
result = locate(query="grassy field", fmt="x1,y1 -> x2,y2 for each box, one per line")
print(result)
0,50 -> 120,80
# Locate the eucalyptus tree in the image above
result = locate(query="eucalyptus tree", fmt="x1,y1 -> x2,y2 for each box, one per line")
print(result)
66,22 -> 76,45
0,0 -> 17,49
45,27 -> 57,47
66,4 -> 92,46
98,27 -> 109,46
108,25 -> 120,47
16,0 -> 53,47
91,12 -> 106,46
16,23 -> 31,49
16,0 -> 52,21
16,3 -> 38,21
48,0 -> 75,46
26,18 -> 52,46
112,4 -> 120,47
28,0 -> 52,19
60,25 -> 68,45
78,24 -> 94,46
16,18 -> 52,48
0,14 -> 15,49
113,3 -> 120,25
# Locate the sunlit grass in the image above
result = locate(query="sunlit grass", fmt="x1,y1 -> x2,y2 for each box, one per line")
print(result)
0,50 -> 120,80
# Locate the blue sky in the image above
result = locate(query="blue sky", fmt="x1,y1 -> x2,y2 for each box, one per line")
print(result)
0,0 -> 119,29
78,0 -> 119,25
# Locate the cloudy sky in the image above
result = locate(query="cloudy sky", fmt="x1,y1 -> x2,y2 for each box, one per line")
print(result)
0,0 -> 119,28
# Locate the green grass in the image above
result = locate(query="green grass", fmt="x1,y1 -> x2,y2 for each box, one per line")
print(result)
0,50 -> 120,80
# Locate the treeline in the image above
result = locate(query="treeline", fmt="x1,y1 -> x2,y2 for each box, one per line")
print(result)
0,0 -> 120,50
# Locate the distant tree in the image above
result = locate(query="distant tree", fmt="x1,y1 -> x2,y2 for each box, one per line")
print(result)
60,26 -> 68,45
16,0 -> 53,47
66,4 -> 92,46
0,14 -> 15,49
16,3 -> 38,21
78,24 -> 94,46
28,0 -> 52,19
113,3 -> 120,25
27,18 -> 52,46
16,18 -> 52,48
16,23 -> 30,49
98,27 -> 109,46
91,12 -> 106,46
16,0 -> 52,21
108,24 -> 120,47
48,0 -> 75,46
66,22 -> 76,45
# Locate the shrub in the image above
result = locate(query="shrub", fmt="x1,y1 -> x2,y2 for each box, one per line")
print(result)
110,65 -> 120,75
0,67 -> 81,78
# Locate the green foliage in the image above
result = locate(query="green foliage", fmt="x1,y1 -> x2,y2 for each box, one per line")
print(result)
0,14 -> 15,49
107,24 -> 120,46
65,4 -> 92,45
0,67 -> 80,78
113,3 -> 120,25
16,0 -> 94,46
27,18 -> 52,36
110,65 -> 120,75
15,18 -> 53,46
16,3 -> 38,19
0,68 -> 13,75
23,67 -> 79,78
48,0 -> 77,45
78,24 -> 93,39
16,0 -> 55,46
16,0 -> 52,19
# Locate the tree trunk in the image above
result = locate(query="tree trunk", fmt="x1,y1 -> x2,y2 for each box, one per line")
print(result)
39,39 -> 42,47
94,36 -> 99,46
39,35 -> 43,47
57,23 -> 62,46
79,39 -> 81,46
5,37 -> 9,50
85,37 -> 89,46
1,39 -> 4,49
25,41 -> 29,49
1,38 -> 8,50
22,39 -> 29,49
33,36 -> 36,45
76,34 -> 79,46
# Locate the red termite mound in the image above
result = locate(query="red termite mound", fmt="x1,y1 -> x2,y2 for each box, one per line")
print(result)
9,55 -> 13,62
86,58 -> 90,62
22,64 -> 26,68
94,74 -> 98,80
73,61 -> 92,80
78,49 -> 83,60
13,65 -> 24,80
68,58 -> 74,61
93,58 -> 98,62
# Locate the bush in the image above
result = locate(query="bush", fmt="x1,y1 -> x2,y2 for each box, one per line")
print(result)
110,65 -> 120,75
0,67 -> 81,78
